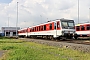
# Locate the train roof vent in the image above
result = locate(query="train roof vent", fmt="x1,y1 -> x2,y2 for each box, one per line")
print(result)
47,20 -> 51,22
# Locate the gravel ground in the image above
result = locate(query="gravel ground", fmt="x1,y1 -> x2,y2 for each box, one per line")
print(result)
19,38 -> 90,53
0,50 -> 6,58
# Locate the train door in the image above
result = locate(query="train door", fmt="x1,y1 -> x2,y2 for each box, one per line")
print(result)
27,28 -> 30,37
54,22 -> 57,37
56,21 -> 60,36
54,21 -> 60,38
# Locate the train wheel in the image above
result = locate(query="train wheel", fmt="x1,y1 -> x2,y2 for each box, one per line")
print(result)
31,36 -> 33,39
50,36 -> 54,40
34,36 -> 37,39
61,37 -> 66,40
45,36 -> 48,39
74,36 -> 78,39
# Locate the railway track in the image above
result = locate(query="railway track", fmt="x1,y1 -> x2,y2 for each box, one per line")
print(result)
58,40 -> 90,45
24,38 -> 90,45
19,38 -> 90,53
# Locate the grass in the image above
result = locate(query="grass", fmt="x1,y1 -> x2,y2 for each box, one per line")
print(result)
0,38 -> 89,60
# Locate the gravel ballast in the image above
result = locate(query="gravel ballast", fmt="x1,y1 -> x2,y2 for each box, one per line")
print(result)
20,38 -> 90,53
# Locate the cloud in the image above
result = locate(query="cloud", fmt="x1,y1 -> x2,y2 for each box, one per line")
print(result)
0,0 -> 90,28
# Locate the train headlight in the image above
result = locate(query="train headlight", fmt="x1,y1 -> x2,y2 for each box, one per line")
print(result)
62,31 -> 65,35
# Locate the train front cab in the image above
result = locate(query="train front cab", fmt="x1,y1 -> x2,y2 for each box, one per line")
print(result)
18,29 -> 28,38
59,19 -> 77,39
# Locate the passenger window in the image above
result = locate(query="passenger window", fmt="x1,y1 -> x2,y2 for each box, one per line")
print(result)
41,26 -> 43,31
32,28 -> 34,32
86,25 -> 90,30
39,26 -> 40,31
81,26 -> 85,30
54,22 -> 56,29
44,25 -> 46,30
35,27 -> 36,31
30,29 -> 31,32
37,27 -> 38,31
34,27 -> 35,31
30,28 -> 32,32
57,21 -> 60,28
76,26 -> 80,31
26,29 -> 27,32
50,23 -> 52,30
23,30 -> 24,33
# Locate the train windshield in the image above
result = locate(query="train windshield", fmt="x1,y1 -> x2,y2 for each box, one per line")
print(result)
61,20 -> 75,29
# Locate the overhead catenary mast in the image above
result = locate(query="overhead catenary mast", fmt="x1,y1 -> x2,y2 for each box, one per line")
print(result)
88,8 -> 90,22
8,17 -> 9,36
78,0 -> 79,24
16,2 -> 18,37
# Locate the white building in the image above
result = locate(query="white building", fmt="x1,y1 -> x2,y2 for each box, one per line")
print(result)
1,27 -> 20,36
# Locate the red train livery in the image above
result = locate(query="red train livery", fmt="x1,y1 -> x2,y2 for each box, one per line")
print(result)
75,23 -> 90,37
18,19 -> 77,40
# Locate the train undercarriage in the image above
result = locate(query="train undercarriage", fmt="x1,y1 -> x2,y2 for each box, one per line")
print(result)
18,33 -> 78,40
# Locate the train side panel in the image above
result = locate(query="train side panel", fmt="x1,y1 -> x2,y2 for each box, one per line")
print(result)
18,19 -> 76,39
75,23 -> 90,37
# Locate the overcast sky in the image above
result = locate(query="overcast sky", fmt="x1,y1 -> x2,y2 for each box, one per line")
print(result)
0,0 -> 90,28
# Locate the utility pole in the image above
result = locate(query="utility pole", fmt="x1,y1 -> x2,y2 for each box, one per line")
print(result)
78,0 -> 79,24
40,15 -> 42,23
16,2 -> 18,37
24,21 -> 26,28
89,8 -> 90,22
47,18 -> 48,21
8,17 -> 9,36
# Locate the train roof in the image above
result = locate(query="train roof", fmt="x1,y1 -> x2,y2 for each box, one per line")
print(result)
60,18 -> 74,21
75,23 -> 90,26
18,18 -> 74,31
51,18 -> 74,21
18,28 -> 27,31
28,18 -> 74,28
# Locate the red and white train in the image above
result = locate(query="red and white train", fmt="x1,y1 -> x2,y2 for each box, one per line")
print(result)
75,23 -> 90,37
18,19 -> 77,40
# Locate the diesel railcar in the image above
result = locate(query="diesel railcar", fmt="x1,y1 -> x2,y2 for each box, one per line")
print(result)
75,23 -> 90,37
18,19 -> 77,40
